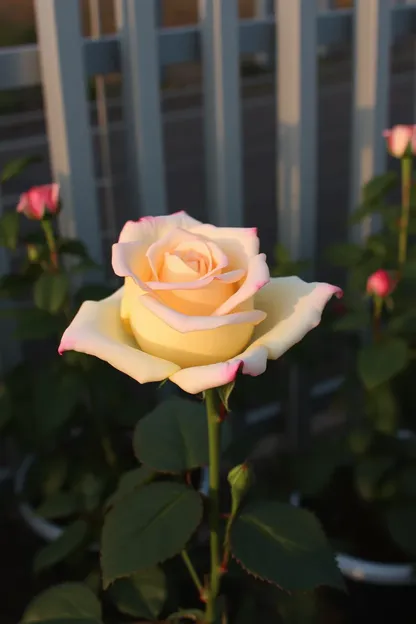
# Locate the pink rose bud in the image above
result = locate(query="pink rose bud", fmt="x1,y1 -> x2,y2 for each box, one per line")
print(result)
383,125 -> 416,158
366,270 -> 396,298
16,183 -> 60,220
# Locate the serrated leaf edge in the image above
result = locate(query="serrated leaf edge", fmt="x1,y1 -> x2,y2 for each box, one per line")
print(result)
101,486 -> 204,589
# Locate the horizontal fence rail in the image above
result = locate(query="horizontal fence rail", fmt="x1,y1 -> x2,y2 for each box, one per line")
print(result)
1,6 -> 416,92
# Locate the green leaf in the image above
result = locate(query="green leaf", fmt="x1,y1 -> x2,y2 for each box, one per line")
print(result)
34,272 -> 69,314
133,397 -> 209,473
1,155 -> 42,184
58,239 -> 89,258
101,481 -> 202,588
358,338 -> 409,390
105,466 -> 155,510
277,591 -> 317,624
402,260 -> 416,281
40,457 -> 68,498
34,369 -> 85,439
389,309 -> 416,333
326,243 -> 363,268
362,171 -> 398,204
74,473 -> 105,514
398,466 -> 416,497
357,338 -> 409,389
0,210 -> 19,249
0,383 -> 12,431
167,609 -> 206,622
14,308 -> 63,341
75,283 -> 114,305
0,272 -> 37,299
230,500 -> 344,591
366,383 -> 399,435
385,503 -> 416,558
355,456 -> 395,502
34,519 -> 89,574
332,310 -> 370,332
108,567 -> 167,619
36,492 -> 80,520
218,381 -> 236,412
21,583 -> 101,623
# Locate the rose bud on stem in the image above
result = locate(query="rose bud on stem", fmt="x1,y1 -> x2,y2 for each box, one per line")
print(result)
366,269 -> 396,342
17,184 -> 60,271
383,125 -> 415,273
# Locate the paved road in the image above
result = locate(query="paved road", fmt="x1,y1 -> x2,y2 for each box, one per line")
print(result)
0,53 -> 414,282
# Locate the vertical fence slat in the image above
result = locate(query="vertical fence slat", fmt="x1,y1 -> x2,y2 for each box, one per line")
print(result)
89,0 -> 117,243
349,0 -> 391,242
115,0 -> 167,218
276,0 -> 317,265
199,0 -> 243,227
34,0 -> 103,265
254,0 -> 274,69
276,0 -> 317,451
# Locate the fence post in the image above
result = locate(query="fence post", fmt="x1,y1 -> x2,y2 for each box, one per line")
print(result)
349,0 -> 391,242
276,0 -> 317,265
276,0 -> 317,451
199,0 -> 243,227
115,0 -> 167,218
34,0 -> 103,265
254,0 -> 274,70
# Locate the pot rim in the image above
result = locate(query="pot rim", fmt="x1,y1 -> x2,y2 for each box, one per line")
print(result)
290,428 -> 416,585
14,454 -> 99,549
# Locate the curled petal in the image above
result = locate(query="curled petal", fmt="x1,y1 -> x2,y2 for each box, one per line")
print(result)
213,253 -> 270,315
146,268 -> 244,291
58,288 -> 179,383
112,241 -> 152,292
118,211 -> 202,244
170,345 -> 269,394
189,224 -> 260,267
250,277 -> 342,359
140,293 -> 266,333
146,228 -> 228,280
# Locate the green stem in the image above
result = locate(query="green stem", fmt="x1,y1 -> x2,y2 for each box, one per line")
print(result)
181,550 -> 205,598
398,156 -> 412,272
205,389 -> 221,623
372,295 -> 383,343
41,219 -> 59,271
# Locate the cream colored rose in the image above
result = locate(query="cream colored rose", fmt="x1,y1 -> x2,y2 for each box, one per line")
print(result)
59,212 -> 341,394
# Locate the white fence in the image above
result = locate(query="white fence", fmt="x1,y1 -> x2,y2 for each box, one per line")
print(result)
1,0 -> 416,402
1,0 -> 416,271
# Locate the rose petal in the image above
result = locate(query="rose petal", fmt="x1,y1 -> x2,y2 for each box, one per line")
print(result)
112,242 -> 153,293
58,287 -> 179,383
118,211 -> 202,244
213,253 -> 270,315
170,345 -> 268,394
146,227 -> 228,281
146,268 -> 245,291
114,237 -> 244,293
189,224 -> 260,268
250,277 -> 342,359
140,293 -> 267,332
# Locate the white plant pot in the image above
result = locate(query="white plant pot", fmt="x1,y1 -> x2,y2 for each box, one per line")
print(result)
15,455 -> 77,544
15,455 -> 211,545
289,491 -> 416,585
291,429 -> 416,586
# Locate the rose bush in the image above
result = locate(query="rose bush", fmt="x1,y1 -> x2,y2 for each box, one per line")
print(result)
59,212 -> 341,394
